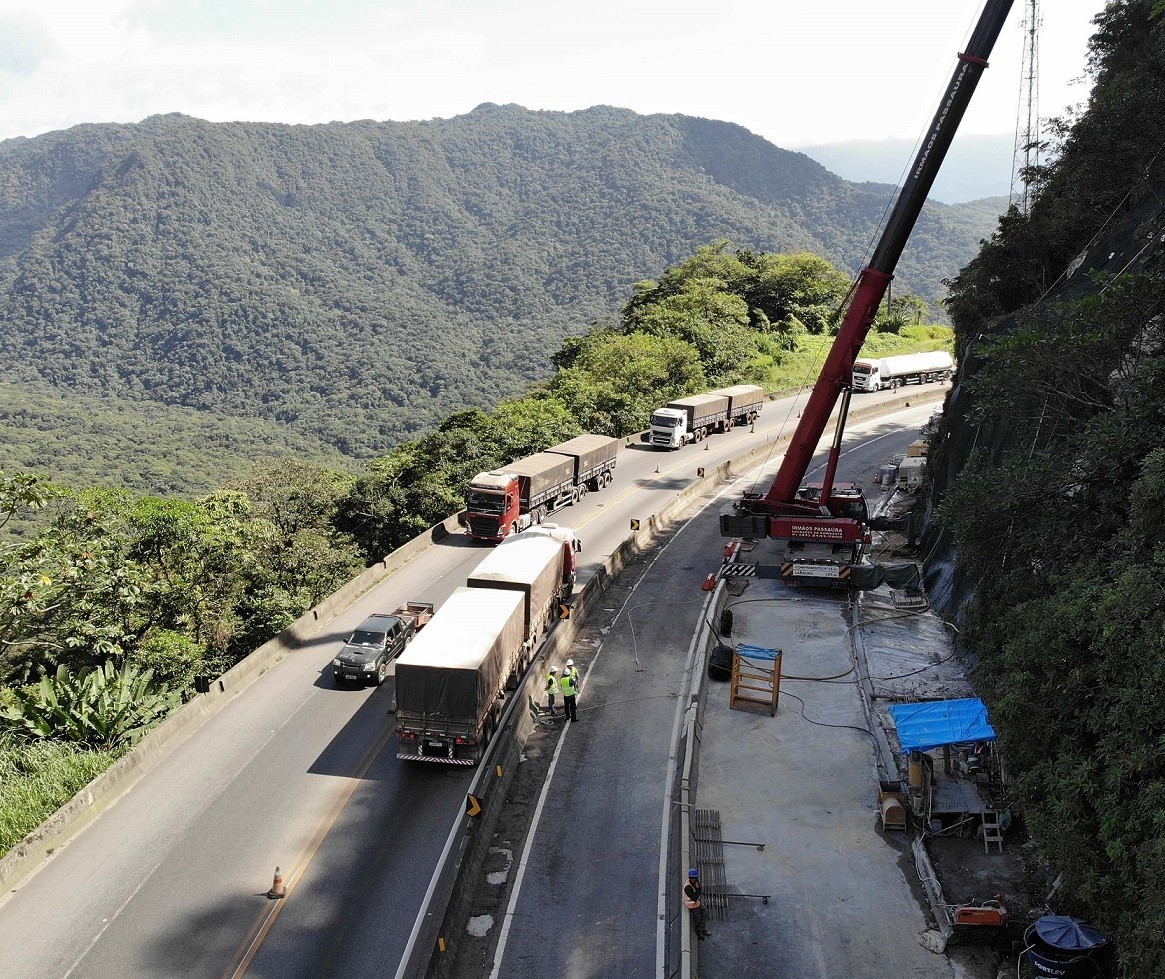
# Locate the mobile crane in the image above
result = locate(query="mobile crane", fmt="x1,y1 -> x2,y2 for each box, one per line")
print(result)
721,0 -> 1015,585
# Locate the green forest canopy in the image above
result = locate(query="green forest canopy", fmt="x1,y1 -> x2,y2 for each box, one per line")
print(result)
0,106 -> 998,483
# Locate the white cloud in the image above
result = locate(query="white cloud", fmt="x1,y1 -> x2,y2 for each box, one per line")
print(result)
0,1 -> 1102,147
0,17 -> 58,77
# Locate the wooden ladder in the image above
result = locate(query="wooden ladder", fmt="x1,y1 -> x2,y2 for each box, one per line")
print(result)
730,647 -> 782,717
982,810 -> 1005,853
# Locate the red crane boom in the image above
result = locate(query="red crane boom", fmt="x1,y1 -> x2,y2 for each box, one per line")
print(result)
722,0 -> 1014,579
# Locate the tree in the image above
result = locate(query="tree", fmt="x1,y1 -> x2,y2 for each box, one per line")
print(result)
740,251 -> 850,335
551,331 -> 706,434
875,293 -> 929,334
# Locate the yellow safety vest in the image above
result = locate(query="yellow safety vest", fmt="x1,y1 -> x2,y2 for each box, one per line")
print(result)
560,672 -> 577,697
545,673 -> 557,694
683,880 -> 702,910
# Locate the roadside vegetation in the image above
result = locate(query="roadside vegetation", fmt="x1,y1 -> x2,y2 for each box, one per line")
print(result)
0,242 -> 947,858
934,2 -> 1165,974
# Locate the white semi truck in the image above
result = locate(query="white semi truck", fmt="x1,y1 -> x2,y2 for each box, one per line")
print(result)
648,385 -> 764,449
851,352 -> 953,392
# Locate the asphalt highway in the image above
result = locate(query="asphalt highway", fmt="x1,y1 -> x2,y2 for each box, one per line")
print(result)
486,401 -> 943,978
0,383 -> 943,979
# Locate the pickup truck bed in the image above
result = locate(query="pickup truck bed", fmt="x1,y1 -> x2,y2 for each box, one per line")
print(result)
394,601 -> 435,630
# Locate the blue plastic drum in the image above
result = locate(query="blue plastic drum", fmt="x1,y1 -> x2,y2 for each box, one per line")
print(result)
1026,915 -> 1109,978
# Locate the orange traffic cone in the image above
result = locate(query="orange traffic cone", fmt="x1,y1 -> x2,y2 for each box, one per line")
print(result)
702,574 -> 716,591
723,542 -> 735,558
268,866 -> 286,899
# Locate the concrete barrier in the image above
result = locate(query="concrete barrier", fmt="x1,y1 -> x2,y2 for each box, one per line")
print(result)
0,389 -> 941,895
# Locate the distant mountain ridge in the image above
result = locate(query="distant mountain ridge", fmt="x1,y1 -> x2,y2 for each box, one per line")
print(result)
0,105 -> 1004,464
797,133 -> 1016,204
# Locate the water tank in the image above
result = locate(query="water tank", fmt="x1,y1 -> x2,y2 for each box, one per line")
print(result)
1026,915 -> 1110,978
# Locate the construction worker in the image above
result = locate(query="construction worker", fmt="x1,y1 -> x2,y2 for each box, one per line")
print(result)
559,659 -> 579,722
683,868 -> 710,940
544,666 -> 559,715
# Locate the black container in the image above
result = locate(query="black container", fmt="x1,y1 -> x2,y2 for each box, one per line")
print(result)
1026,915 -> 1109,978
707,644 -> 733,682
719,607 -> 733,638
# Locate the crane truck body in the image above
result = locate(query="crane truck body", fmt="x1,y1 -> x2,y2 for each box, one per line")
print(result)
465,434 -> 618,542
719,0 -> 1013,587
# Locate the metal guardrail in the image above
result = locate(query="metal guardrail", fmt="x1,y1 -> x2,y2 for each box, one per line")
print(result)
670,581 -> 722,979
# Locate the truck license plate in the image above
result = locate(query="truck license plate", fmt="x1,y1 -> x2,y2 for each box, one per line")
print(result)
428,740 -> 443,748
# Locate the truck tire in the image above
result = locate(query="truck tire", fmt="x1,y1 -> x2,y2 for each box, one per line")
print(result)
375,661 -> 388,685
578,483 -> 588,499
534,506 -> 546,525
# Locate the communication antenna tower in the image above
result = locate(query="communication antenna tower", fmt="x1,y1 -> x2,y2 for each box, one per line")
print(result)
1010,0 -> 1041,214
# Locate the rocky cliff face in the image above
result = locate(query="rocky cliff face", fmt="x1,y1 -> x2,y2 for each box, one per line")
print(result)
922,189 -> 1165,621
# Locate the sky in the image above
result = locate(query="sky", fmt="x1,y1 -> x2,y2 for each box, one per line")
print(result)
0,0 -> 1102,149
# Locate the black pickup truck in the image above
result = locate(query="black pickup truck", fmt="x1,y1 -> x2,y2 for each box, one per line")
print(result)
332,612 -> 417,686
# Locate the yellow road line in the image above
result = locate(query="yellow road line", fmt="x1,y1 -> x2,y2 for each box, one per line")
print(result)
222,721 -> 396,979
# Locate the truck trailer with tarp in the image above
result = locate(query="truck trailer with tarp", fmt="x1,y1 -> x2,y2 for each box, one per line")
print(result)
395,587 -> 525,765
466,534 -> 570,645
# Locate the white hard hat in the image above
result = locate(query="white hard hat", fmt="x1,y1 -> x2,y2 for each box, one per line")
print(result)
566,659 -> 574,667
550,666 -> 558,673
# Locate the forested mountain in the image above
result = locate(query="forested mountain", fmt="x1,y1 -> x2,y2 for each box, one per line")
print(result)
0,105 -> 999,476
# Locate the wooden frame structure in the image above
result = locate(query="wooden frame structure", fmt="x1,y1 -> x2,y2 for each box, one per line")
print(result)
730,646 -> 782,717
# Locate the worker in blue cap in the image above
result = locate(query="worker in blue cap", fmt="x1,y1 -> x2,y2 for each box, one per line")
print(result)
682,867 -> 710,939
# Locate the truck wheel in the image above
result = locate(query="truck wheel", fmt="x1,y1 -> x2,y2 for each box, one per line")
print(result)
578,483 -> 588,499
376,661 -> 388,685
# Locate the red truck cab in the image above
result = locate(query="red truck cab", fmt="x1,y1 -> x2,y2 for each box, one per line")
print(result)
465,471 -> 521,542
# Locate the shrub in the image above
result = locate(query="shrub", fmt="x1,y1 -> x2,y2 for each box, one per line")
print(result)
0,736 -> 122,855
0,662 -> 180,749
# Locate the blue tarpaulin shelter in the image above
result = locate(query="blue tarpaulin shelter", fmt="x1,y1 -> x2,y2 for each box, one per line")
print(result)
888,698 -> 996,753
